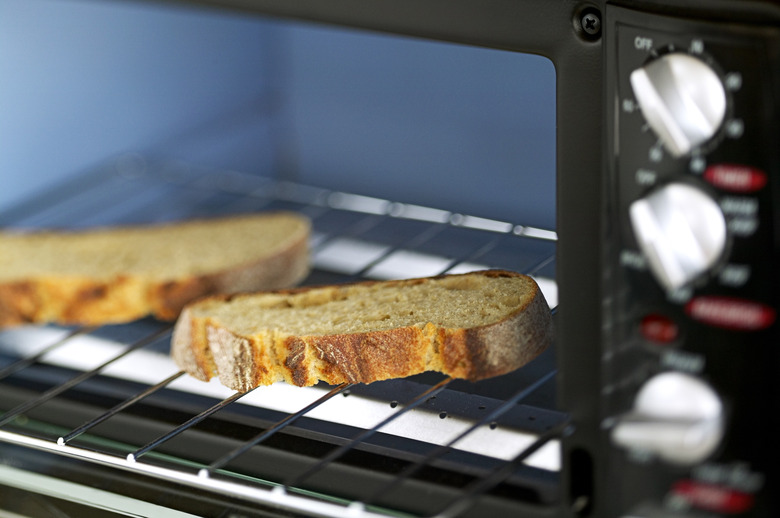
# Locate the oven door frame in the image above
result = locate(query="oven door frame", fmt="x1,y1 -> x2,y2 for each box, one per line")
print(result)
3,1 -> 606,516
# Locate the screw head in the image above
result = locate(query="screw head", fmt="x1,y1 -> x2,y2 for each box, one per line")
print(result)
581,12 -> 601,36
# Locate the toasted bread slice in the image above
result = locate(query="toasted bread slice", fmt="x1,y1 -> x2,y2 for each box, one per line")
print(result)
171,270 -> 552,390
0,212 -> 310,327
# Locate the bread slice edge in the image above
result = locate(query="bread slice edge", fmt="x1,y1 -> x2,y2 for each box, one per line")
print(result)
0,212 -> 311,327
171,270 -> 553,391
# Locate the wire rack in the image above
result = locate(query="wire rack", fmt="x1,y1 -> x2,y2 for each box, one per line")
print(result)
0,155 -> 567,518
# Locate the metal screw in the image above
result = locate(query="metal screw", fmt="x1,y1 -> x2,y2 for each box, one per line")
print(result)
581,12 -> 601,36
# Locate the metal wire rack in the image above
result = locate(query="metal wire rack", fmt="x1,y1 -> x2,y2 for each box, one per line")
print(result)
0,155 -> 566,518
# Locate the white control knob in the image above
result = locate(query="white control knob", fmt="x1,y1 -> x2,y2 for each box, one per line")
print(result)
629,182 -> 727,291
630,52 -> 727,157
611,372 -> 724,465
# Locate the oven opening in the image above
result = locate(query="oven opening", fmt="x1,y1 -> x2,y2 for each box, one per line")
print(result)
0,6 -> 561,518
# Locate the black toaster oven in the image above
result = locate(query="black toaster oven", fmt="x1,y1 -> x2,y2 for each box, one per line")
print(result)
0,1 -> 778,517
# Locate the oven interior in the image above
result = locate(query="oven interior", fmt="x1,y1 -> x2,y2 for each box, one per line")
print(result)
0,4 -> 567,518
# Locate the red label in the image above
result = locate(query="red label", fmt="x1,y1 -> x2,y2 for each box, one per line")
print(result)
640,313 -> 679,344
704,164 -> 768,193
685,296 -> 776,331
672,480 -> 754,514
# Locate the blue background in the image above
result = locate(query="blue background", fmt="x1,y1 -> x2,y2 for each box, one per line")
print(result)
0,0 -> 556,227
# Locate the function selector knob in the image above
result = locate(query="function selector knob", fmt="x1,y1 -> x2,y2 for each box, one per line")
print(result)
629,182 -> 727,292
630,52 -> 727,157
610,372 -> 725,465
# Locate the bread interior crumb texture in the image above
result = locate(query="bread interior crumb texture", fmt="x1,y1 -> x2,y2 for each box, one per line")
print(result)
195,274 -> 532,336
0,214 -> 307,281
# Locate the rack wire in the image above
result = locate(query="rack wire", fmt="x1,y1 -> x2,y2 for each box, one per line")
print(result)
0,155 -> 566,518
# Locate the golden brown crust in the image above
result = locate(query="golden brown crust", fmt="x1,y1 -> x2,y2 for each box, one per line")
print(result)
0,276 -> 148,326
0,213 -> 310,328
0,282 -> 39,326
172,270 -> 553,391
296,326 -> 428,386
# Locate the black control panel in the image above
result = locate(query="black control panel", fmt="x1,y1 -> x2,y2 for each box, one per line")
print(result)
604,5 -> 779,517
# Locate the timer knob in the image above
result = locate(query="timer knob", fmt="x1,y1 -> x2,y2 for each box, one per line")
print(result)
630,52 -> 727,157
611,372 -> 725,465
629,182 -> 727,291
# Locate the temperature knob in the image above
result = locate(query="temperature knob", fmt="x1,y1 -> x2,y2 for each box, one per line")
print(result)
611,372 -> 725,465
630,52 -> 727,157
629,182 -> 727,291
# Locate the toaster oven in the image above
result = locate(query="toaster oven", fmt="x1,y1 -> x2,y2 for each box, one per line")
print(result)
1,1 -> 778,517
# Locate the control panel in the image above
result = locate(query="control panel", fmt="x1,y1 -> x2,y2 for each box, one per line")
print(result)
604,6 -> 778,517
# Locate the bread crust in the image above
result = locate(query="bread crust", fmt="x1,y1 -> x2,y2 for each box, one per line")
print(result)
172,270 -> 553,391
0,214 -> 310,327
